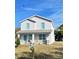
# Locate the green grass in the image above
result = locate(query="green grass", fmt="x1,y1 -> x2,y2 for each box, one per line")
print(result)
15,41 -> 63,59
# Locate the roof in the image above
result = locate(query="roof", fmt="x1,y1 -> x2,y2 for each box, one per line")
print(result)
20,15 -> 52,23
17,30 -> 52,34
34,15 -> 52,22
20,19 -> 36,23
27,19 -> 36,23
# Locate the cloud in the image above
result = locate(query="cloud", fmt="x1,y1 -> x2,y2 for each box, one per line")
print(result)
22,7 -> 43,11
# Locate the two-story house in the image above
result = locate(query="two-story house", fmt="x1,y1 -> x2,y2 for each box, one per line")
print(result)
17,15 -> 55,45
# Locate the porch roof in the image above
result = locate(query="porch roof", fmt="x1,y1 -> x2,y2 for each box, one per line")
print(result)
17,30 -> 52,34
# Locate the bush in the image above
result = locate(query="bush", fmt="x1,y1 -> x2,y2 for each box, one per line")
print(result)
55,31 -> 63,41
15,39 -> 20,47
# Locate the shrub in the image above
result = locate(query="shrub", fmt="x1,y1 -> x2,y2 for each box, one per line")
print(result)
15,39 -> 20,47
55,31 -> 63,41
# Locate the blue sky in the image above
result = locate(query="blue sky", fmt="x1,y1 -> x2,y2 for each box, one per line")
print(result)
16,0 -> 63,29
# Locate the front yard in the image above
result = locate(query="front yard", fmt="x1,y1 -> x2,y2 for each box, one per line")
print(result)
15,41 -> 63,59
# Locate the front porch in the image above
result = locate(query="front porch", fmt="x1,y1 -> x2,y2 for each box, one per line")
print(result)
17,30 -> 51,44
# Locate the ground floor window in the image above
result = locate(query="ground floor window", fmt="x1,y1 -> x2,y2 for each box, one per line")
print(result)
39,34 -> 47,44
24,35 -> 27,41
23,34 -> 32,41
28,34 -> 32,40
39,34 -> 46,40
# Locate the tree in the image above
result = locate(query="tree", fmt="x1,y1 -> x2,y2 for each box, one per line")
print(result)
55,24 -> 63,41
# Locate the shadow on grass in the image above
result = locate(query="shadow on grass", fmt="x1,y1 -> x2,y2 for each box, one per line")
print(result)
50,47 -> 63,55
34,53 -> 55,59
18,57 -> 32,59
17,47 -> 63,59
18,52 -> 32,59
55,47 -> 63,51
17,52 -> 62,59
50,47 -> 63,59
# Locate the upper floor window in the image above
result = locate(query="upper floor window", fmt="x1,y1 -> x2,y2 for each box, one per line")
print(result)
26,23 -> 30,29
41,22 -> 45,29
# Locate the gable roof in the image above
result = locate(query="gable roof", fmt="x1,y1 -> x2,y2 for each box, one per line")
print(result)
20,15 -> 52,23
34,15 -> 52,22
27,19 -> 36,23
20,19 -> 36,23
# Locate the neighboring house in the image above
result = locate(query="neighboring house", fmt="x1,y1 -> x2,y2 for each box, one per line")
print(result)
17,15 -> 55,45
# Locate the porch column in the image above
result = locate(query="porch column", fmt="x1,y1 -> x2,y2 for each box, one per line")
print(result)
32,33 -> 34,43
17,34 -> 20,39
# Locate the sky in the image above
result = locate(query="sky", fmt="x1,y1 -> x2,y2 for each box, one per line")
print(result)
15,0 -> 63,29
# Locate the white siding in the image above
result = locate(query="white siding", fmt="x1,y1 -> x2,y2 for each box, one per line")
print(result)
21,16 -> 54,30
47,30 -> 55,44
20,16 -> 55,45
21,20 -> 35,30
20,35 -> 25,44
29,17 -> 54,30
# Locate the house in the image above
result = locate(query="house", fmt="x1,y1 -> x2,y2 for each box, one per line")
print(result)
17,15 -> 55,45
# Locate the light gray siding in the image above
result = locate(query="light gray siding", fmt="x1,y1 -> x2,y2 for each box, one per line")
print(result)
30,17 -> 53,30
19,16 -> 55,45
21,20 -> 35,30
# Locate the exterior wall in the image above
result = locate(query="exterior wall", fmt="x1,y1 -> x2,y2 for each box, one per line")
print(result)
20,16 -> 55,45
34,34 -> 40,44
21,16 -> 54,30
46,30 -> 55,44
20,35 -> 25,44
21,20 -> 35,30
20,33 -> 54,45
34,34 -> 49,44
29,16 -> 55,44
30,17 -> 53,30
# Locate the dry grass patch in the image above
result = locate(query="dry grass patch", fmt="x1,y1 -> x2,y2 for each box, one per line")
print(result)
15,41 -> 63,59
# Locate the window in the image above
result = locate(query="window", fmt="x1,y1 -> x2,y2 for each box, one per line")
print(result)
24,34 -> 32,41
28,34 -> 32,40
41,22 -> 45,29
39,34 -> 46,40
24,35 -> 27,41
26,23 -> 30,29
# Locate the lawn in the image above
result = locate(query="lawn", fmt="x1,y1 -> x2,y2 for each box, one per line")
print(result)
15,41 -> 63,59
